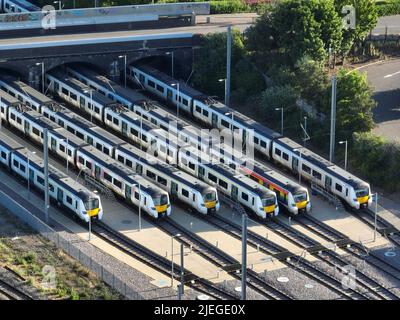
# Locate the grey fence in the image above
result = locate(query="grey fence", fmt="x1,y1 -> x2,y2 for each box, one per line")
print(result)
0,188 -> 144,300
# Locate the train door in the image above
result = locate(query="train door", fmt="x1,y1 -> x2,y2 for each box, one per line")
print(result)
167,89 -> 173,105
198,166 -> 205,181
135,163 -> 143,175
212,113 -> 218,127
29,168 -> 34,185
94,165 -> 101,179
24,120 -> 30,135
125,185 -> 131,200
231,185 -> 238,201
325,176 -> 332,192
242,129 -> 247,154
80,96 -> 85,110
50,137 -> 57,151
292,156 -> 299,174
122,121 -> 128,136
171,181 -> 178,198
57,188 -> 63,204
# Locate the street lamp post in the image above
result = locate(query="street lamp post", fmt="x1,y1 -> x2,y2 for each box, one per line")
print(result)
166,51 -> 174,78
36,62 -> 44,94
218,78 -> 228,106
171,83 -> 180,117
118,55 -> 127,88
339,140 -> 348,171
53,0 -> 62,10
304,116 -> 307,147
275,107 -> 283,135
374,193 -> 378,242
171,233 -> 181,287
27,151 -> 36,195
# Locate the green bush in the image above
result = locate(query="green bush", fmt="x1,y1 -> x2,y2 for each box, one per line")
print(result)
351,132 -> 400,192
376,0 -> 400,16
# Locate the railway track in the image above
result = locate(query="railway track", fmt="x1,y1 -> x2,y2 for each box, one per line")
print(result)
0,277 -> 33,300
283,214 -> 400,299
156,217 -> 292,300
92,221 -> 237,300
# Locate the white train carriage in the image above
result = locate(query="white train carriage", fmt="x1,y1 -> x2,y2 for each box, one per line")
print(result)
0,88 -> 22,124
0,131 -> 24,168
1,0 -> 40,13
178,146 -> 279,218
209,142 -> 311,215
0,76 -> 54,113
66,65 -> 217,154
7,109 -> 61,145
46,71 -> 118,124
4,139 -> 103,222
272,137 -> 372,209
115,143 -> 220,214
76,145 -> 171,218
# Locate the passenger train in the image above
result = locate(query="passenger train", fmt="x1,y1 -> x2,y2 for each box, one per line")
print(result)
44,69 -> 279,218
0,89 -> 171,219
64,64 -> 311,215
130,64 -> 373,210
0,77 -> 219,215
0,130 -> 103,223
1,0 -> 40,13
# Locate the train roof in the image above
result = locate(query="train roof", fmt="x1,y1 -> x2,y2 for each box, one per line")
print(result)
15,110 -> 60,130
52,128 -> 90,148
0,88 -> 21,106
116,143 -> 211,193
0,76 -> 54,106
0,130 -> 25,151
69,66 -> 151,105
90,126 -> 126,146
133,64 -> 206,99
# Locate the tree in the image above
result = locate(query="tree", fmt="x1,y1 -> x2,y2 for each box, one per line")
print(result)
272,0 -> 342,65
334,0 -> 378,56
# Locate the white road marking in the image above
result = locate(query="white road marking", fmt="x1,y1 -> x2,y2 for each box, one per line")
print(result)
384,70 -> 400,78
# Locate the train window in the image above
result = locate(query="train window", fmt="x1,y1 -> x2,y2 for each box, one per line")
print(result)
49,184 -> 54,192
37,176 -> 45,186
312,170 -> 322,180
229,163 -> 236,170
114,179 -> 122,189
1,151 -> 6,159
160,145 -> 166,154
218,179 -> 228,189
113,118 -> 119,126
126,159 -> 133,167
146,171 -> 156,180
96,143 -> 102,150
10,113 -> 15,121
78,156 -> 84,164
196,106 -> 201,113
70,93 -> 77,101
66,196 -> 72,205
275,148 -> 281,156
143,135 -> 148,143
302,164 -> 311,174
346,188 -> 348,196
151,118 -> 157,125
94,106 -> 100,114
60,145 -> 65,153
20,164 -> 25,173
182,189 -> 189,198
157,176 -> 167,186
50,116 -> 55,122
76,132 -> 84,140
13,159 -> 19,168
106,114 -> 112,121
241,193 -> 249,201
156,84 -> 164,93
203,109 -> 209,117
335,184 -> 343,192
118,155 -> 124,163
134,192 -> 140,200
59,119 -> 64,127
104,172 -> 112,182
254,137 -> 259,145
260,140 -> 267,148
86,162 -> 92,170
182,99 -> 189,106
282,153 -> 289,161
221,119 -> 230,128
68,149 -> 72,157
62,87 -> 69,95
148,80 -> 156,88
104,147 -> 110,155
131,128 -> 139,137
0,106 -> 4,113
66,125 -> 73,133
16,117 -> 22,125
208,173 -> 217,183
33,127 -> 40,136
189,162 -> 195,170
